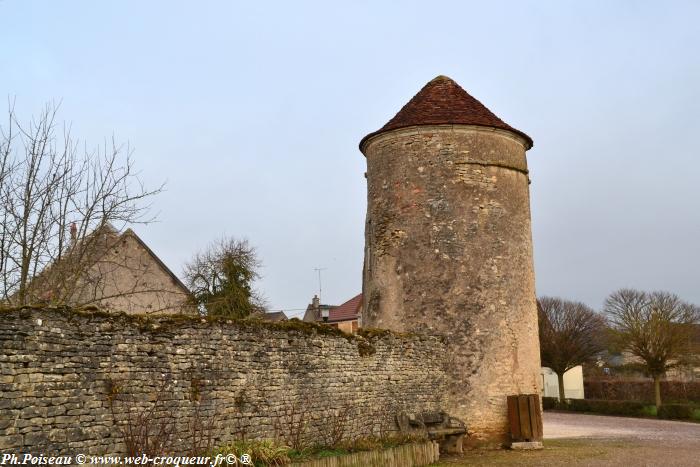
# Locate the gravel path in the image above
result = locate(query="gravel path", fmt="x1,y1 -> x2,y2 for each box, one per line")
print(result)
437,412 -> 700,466
544,411 -> 700,443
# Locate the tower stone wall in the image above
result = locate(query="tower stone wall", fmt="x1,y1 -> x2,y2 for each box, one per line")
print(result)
360,77 -> 541,443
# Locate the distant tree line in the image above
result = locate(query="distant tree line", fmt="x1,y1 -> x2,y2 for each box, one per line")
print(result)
538,289 -> 700,408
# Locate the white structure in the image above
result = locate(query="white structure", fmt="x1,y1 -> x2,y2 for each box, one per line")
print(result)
540,366 -> 585,399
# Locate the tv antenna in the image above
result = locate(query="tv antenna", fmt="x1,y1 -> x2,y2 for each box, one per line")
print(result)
313,267 -> 327,302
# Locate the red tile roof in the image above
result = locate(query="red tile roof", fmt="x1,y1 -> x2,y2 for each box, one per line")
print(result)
329,293 -> 362,322
360,75 -> 533,151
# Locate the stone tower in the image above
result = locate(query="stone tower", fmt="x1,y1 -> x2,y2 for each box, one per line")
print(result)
360,76 -> 541,444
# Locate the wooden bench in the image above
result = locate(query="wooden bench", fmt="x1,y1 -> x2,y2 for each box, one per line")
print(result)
396,411 -> 467,454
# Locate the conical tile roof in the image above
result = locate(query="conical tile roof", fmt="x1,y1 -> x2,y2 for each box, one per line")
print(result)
359,75 -> 533,151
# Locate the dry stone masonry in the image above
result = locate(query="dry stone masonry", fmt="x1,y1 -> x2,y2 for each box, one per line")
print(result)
360,76 -> 541,444
0,308 -> 447,454
1,75 -> 542,454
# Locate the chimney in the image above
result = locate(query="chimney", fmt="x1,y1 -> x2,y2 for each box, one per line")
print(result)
70,222 -> 77,243
312,295 -> 320,309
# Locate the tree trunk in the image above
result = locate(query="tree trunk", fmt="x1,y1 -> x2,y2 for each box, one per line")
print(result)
653,375 -> 662,408
557,372 -> 566,402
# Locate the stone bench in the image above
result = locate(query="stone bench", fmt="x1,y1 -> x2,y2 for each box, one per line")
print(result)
396,411 -> 467,454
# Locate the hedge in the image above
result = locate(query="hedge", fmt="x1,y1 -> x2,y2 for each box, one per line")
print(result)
544,398 -> 650,417
657,404 -> 700,420
584,380 -> 700,403
543,397 -> 700,421
542,397 -> 560,411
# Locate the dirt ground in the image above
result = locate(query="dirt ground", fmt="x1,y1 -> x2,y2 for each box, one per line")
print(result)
433,412 -> 700,466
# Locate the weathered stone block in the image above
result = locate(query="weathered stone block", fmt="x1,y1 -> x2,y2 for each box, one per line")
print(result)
0,435 -> 23,450
360,76 -> 541,443
0,308 -> 448,454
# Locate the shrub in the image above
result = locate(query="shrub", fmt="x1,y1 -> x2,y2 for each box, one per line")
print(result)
657,404 -> 696,420
693,408 -> 700,421
212,440 -> 291,467
543,395 -> 700,420
542,397 -> 561,410
594,400 -> 646,416
340,436 -> 383,452
543,398 -> 649,417
273,399 -> 310,450
288,434 -> 427,463
561,398 -> 588,412
310,448 -> 350,459
320,405 -> 353,447
107,377 -> 176,458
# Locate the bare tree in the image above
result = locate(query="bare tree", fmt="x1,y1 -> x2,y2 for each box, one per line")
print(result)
603,289 -> 699,408
183,236 -> 266,318
0,100 -> 163,307
538,296 -> 606,401
107,375 -> 176,458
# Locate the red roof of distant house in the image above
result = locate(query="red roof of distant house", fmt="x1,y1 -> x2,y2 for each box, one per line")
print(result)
359,75 -> 533,151
329,293 -> 362,322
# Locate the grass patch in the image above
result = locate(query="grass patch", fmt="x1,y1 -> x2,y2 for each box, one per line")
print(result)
289,447 -> 350,461
432,438 -> 629,466
290,434 -> 428,461
212,440 -> 290,467
313,448 -> 350,458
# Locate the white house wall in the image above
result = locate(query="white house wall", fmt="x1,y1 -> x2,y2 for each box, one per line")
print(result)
540,366 -> 585,399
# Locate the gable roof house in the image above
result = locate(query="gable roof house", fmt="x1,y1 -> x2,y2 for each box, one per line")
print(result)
303,293 -> 362,334
25,224 -> 192,315
259,311 -> 288,322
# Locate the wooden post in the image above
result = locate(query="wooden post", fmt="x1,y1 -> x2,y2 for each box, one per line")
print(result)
507,394 -> 543,448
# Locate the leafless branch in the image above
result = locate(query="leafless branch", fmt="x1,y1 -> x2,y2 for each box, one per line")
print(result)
538,296 -> 606,400
0,101 -> 167,310
603,288 -> 699,406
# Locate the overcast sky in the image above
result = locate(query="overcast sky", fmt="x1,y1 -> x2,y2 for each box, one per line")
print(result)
2,1 -> 699,316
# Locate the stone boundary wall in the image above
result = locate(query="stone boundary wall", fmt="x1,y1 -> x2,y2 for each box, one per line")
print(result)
0,308 -> 448,454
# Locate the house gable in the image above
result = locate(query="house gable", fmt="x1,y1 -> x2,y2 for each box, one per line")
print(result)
75,231 -> 191,314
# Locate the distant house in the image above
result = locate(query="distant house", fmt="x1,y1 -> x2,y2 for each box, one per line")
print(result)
260,311 -> 288,322
540,366 -> 585,399
302,295 -> 334,323
26,224 -> 191,315
604,325 -> 700,381
303,293 -> 362,334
